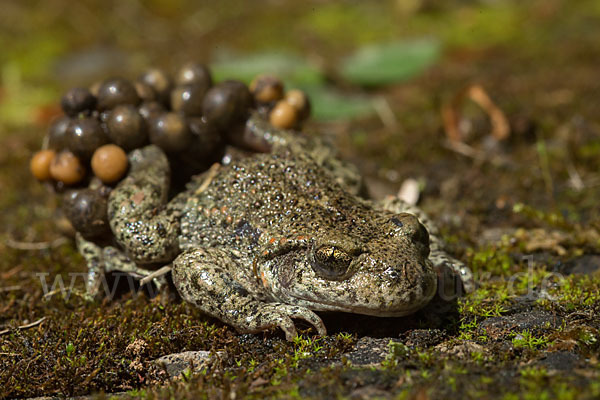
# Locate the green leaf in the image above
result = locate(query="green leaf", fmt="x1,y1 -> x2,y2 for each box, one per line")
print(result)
211,51 -> 375,121
340,38 -> 441,86
212,51 -> 323,86
302,86 -> 374,121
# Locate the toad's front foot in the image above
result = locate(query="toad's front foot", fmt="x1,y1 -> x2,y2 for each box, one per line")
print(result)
172,248 -> 326,340
237,302 -> 327,341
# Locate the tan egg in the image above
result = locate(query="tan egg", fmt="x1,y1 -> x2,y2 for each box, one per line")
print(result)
91,144 -> 129,184
269,100 -> 298,129
49,151 -> 86,185
89,81 -> 102,97
30,150 -> 56,181
284,89 -> 311,120
138,68 -> 172,104
250,75 -> 284,103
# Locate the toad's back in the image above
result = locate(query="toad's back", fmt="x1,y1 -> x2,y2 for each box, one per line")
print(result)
178,151 -> 381,255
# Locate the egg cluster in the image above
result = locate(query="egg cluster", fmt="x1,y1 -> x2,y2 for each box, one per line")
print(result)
31,65 -> 310,187
30,64 -> 311,238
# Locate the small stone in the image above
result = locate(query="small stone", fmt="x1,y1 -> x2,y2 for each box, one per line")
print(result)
343,337 -> 395,366
478,309 -> 562,340
562,255 -> 600,275
536,351 -> 580,371
154,351 -> 225,379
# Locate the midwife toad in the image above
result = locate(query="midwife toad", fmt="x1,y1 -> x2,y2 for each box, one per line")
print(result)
77,116 -> 472,340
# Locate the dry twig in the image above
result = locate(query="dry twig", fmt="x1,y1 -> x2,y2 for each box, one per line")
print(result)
139,265 -> 173,287
5,236 -> 69,251
442,84 -> 510,142
195,163 -> 221,195
0,317 -> 47,336
0,285 -> 22,293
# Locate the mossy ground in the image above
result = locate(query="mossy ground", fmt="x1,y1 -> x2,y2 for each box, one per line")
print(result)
1,1 -> 600,399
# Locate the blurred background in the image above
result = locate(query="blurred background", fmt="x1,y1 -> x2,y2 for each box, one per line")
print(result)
1,0 -> 600,233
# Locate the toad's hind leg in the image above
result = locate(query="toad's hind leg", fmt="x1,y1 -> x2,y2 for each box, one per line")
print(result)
377,197 -> 474,295
108,145 -> 185,264
172,248 -> 326,341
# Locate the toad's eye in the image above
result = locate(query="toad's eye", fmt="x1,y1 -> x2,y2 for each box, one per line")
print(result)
311,245 -> 354,280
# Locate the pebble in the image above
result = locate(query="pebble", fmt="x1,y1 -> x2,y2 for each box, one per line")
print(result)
154,351 -> 225,378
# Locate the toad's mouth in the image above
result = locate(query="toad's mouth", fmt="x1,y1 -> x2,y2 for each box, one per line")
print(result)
280,257 -> 438,317
289,294 -> 433,317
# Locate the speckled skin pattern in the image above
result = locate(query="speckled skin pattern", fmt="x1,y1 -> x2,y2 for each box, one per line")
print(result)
77,116 -> 472,340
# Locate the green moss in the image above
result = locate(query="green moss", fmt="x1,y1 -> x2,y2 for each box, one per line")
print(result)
467,245 -> 515,277
511,330 -> 551,350
539,275 -> 600,312
512,203 -> 573,230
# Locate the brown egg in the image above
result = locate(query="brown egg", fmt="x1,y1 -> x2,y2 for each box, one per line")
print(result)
47,116 -> 71,150
202,80 -> 252,130
138,101 -> 165,121
106,105 -> 148,151
61,87 -> 97,117
62,189 -> 110,239
250,75 -> 284,103
96,78 -> 140,110
89,81 -> 102,97
49,151 -> 86,185
170,84 -> 207,117
182,117 -> 224,170
91,144 -> 129,184
30,150 -> 56,181
269,100 -> 298,129
134,81 -> 157,102
66,117 -> 109,160
138,68 -> 172,105
175,62 -> 213,88
284,89 -> 311,120
148,112 -> 192,153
